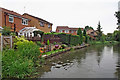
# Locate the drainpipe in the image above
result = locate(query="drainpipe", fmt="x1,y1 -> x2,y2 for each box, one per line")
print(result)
4,12 -> 6,26
14,24 -> 16,32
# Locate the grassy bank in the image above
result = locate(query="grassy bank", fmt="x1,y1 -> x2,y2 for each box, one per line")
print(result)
89,41 -> 119,45
42,49 -> 66,56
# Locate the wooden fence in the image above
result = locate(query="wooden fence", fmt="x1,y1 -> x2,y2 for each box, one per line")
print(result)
43,35 -> 61,44
26,35 -> 61,44
0,35 -> 13,52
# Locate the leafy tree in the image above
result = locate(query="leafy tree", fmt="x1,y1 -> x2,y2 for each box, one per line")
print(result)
33,31 -> 44,42
115,11 -> 120,30
83,29 -> 88,43
101,34 -> 105,43
2,26 -> 11,36
97,21 -> 102,41
113,30 -> 120,41
77,28 -> 83,44
85,26 -> 94,30
106,33 -> 113,41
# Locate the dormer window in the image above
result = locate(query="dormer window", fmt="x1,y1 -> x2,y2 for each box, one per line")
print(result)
22,18 -> 28,25
9,15 -> 14,23
48,24 -> 51,28
40,22 -> 44,27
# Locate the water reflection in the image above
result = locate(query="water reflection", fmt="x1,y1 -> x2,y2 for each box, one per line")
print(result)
113,44 -> 120,79
35,45 -> 119,78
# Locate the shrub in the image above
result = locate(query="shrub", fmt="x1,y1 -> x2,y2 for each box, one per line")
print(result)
36,41 -> 44,47
2,36 -> 41,79
44,33 -> 82,46
61,44 -> 67,49
47,40 -> 50,45
2,26 -> 11,36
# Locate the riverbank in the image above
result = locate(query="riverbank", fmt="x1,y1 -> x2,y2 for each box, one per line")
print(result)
31,44 -> 120,78
42,44 -> 90,59
89,41 -> 119,45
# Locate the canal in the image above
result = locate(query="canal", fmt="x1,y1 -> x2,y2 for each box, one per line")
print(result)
35,44 -> 120,78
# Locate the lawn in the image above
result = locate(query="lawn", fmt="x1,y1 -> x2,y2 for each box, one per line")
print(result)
42,49 -> 66,56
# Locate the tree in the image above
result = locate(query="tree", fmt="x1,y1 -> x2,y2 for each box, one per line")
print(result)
85,26 -> 94,30
113,30 -> 120,41
97,21 -> 102,41
83,29 -> 88,43
77,28 -> 83,44
115,11 -> 120,30
2,26 -> 11,36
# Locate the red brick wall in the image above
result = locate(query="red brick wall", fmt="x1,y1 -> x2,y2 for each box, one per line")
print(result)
23,14 -> 52,33
2,14 -> 30,32
0,8 -> 2,27
1,8 -> 30,32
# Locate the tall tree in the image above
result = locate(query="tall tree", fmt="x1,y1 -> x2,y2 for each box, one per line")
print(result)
115,11 -> 120,30
97,21 -> 102,41
77,28 -> 83,44
83,29 -> 88,43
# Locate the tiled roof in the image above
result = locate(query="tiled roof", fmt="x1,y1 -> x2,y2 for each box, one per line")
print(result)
0,7 -> 30,20
23,13 -> 53,25
56,26 -> 84,30
57,26 -> 69,29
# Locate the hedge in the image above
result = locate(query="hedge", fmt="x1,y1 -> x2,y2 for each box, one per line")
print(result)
44,33 -> 81,46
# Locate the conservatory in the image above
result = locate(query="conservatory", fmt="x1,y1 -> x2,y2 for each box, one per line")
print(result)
18,27 -> 41,37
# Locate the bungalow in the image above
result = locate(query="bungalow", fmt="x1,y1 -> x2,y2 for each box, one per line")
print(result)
56,26 -> 84,35
0,7 -> 31,32
22,13 -> 53,33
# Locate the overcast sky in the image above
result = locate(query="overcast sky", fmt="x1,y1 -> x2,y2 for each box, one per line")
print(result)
0,0 -> 119,34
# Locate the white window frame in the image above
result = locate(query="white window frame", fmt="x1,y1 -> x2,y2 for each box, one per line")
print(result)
9,15 -> 14,23
22,18 -> 28,25
48,24 -> 51,28
59,30 -> 62,33
65,30 -> 69,33
71,30 -> 74,33
40,22 -> 44,27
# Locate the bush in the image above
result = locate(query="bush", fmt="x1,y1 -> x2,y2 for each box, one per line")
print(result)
47,40 -> 50,45
61,44 -> 67,49
2,37 -> 41,78
2,26 -> 11,36
44,33 -> 82,46
36,41 -> 44,47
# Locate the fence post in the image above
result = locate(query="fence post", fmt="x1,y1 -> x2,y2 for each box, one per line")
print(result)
10,36 -> 12,48
1,35 -> 3,52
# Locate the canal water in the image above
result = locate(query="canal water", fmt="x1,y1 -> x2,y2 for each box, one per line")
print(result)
36,44 -> 120,78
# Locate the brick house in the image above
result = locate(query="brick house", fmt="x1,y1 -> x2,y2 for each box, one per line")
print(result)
86,29 -> 97,40
56,26 -> 83,35
0,7 -> 30,32
23,13 -> 53,33
56,26 -> 97,40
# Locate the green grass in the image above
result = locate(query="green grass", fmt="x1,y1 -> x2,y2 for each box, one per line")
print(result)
0,51 -> 2,77
89,41 -> 119,45
42,49 -> 66,56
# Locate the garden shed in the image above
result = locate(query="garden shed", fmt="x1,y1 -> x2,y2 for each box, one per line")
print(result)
18,27 -> 41,37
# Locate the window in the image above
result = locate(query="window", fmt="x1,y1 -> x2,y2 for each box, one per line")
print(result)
48,24 -> 51,28
65,30 -> 69,33
9,15 -> 14,23
71,30 -> 74,33
59,30 -> 62,33
22,18 -> 28,25
40,22 -> 44,27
